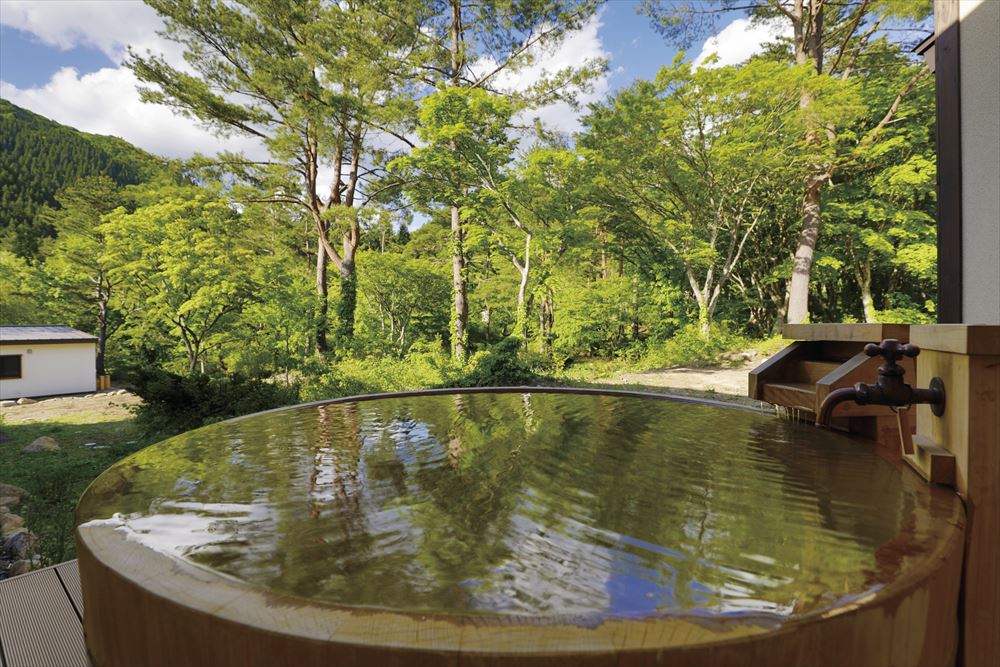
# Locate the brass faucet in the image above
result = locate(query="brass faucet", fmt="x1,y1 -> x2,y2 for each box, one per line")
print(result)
816,339 -> 946,427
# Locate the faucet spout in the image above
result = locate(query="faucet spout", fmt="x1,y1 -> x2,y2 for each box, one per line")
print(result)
813,338 -> 946,429
816,387 -> 860,427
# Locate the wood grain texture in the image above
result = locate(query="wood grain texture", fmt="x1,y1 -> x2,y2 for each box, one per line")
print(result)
76,460 -> 966,667
748,341 -> 810,400
912,325 -> 1000,667
910,324 -> 1000,356
0,567 -> 88,667
782,323 -> 910,343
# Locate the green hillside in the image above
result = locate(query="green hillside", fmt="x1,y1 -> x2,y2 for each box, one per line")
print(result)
0,98 -> 165,256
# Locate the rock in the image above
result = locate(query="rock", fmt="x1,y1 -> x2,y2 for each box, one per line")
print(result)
115,389 -> 128,396
22,436 -> 60,453
0,513 -> 24,536
0,496 -> 19,509
7,559 -> 31,577
0,399 -> 15,408
2,529 -> 37,560
0,483 -> 28,499
15,397 -> 36,405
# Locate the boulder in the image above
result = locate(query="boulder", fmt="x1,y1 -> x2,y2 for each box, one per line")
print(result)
15,397 -> 36,405
7,560 -> 31,577
0,513 -> 24,536
0,483 -> 28,499
0,399 -> 15,408
0,496 -> 18,509
22,436 -> 61,453
2,529 -> 37,560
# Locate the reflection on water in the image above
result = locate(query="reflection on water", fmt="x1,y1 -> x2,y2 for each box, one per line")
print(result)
78,391 -> 916,620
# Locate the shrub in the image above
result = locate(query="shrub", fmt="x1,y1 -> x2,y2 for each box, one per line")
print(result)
642,324 -> 750,369
300,346 -> 460,401
457,337 -> 539,387
129,369 -> 301,435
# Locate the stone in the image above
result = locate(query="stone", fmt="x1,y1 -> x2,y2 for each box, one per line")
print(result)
0,513 -> 23,536
22,436 -> 60,453
0,483 -> 28,499
0,496 -> 19,509
0,399 -> 15,408
15,397 -> 36,405
115,389 -> 128,396
7,560 -> 31,577
2,529 -> 37,560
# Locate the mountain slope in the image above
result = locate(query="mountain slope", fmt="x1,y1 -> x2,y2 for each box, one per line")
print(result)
0,98 -> 165,256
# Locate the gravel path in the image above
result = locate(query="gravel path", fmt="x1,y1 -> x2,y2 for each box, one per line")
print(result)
1,390 -> 141,424
594,362 -> 766,409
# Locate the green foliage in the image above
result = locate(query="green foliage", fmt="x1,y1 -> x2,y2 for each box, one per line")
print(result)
0,2 -> 938,404
129,369 -> 301,436
300,346 -> 460,400
643,324 -> 750,369
0,415 -> 150,564
459,337 -> 539,387
0,99 -> 163,257
103,186 -> 261,372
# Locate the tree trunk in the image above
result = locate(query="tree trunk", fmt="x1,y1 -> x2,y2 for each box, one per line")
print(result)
446,0 -> 468,362
315,241 -> 329,355
539,292 -> 554,355
336,258 -> 357,341
514,232 -> 531,340
787,176 -> 823,323
860,262 -> 877,323
786,0 -> 826,324
451,205 -> 467,361
95,274 -> 108,377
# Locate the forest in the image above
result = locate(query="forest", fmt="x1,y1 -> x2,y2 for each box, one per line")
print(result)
0,0 -> 937,427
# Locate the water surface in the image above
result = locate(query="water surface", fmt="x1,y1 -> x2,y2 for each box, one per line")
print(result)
78,391 -> 917,621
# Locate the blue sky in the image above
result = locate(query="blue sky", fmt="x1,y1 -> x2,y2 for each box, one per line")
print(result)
0,1 -> 775,159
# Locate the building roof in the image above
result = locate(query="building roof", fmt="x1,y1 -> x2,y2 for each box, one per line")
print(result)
0,325 -> 98,345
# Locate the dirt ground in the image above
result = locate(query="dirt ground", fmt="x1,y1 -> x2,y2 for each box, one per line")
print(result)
1,389 -> 141,424
594,362 -> 766,409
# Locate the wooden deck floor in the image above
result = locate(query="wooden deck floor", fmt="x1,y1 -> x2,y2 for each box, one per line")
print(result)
0,560 -> 89,667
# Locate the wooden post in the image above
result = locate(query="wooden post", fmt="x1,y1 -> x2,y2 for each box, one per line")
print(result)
912,325 -> 1000,667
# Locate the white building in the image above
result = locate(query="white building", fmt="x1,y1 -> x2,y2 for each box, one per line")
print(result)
0,325 -> 98,399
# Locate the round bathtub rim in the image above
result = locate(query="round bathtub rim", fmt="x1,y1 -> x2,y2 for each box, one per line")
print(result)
75,386 -> 967,656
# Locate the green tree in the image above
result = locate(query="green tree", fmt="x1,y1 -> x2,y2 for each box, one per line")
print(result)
41,176 -> 127,375
384,0 -> 604,361
643,0 -> 933,324
103,187 -> 259,373
579,59 -> 805,335
129,0 -> 420,353
358,252 -> 450,355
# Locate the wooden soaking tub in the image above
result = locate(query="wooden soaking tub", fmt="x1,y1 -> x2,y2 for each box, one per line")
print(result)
75,388 -> 965,666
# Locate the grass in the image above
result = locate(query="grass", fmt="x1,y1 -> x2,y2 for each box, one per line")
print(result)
0,413 -> 156,565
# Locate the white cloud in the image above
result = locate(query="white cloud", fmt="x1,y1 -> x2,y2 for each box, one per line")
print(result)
0,0 -> 182,65
475,13 -> 611,136
693,18 -> 791,69
0,67 -> 265,160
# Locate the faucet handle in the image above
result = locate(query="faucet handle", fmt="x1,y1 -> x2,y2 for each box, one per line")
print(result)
864,339 -> 920,364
